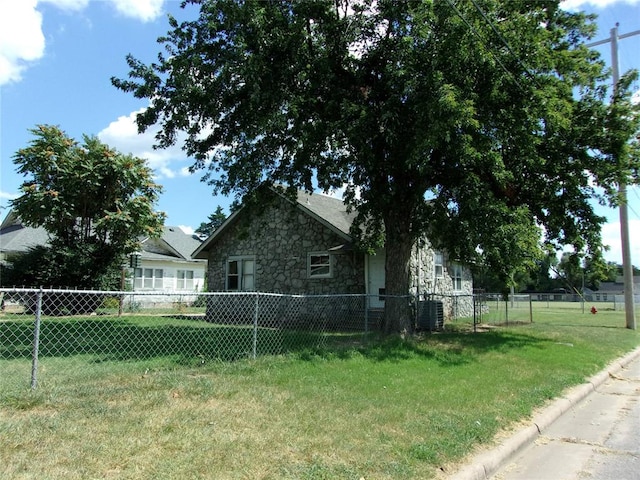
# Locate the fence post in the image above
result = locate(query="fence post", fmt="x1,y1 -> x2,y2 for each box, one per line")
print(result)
252,293 -> 258,360
30,288 -> 43,390
505,297 -> 509,326
529,294 -> 533,323
364,295 -> 369,335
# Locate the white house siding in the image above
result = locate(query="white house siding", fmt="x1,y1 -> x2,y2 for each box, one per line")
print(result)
365,242 -> 474,322
130,259 -> 206,307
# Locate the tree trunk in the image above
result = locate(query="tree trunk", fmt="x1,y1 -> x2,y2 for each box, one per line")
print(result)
382,213 -> 415,335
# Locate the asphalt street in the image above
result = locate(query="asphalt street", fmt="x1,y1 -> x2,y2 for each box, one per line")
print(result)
450,347 -> 640,480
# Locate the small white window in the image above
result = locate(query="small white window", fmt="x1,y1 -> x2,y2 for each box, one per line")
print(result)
308,253 -> 331,278
134,268 -> 164,290
226,257 -> 255,291
451,263 -> 463,291
177,270 -> 194,290
434,251 -> 444,278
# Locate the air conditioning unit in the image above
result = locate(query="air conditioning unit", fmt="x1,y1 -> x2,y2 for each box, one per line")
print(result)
417,300 -> 444,331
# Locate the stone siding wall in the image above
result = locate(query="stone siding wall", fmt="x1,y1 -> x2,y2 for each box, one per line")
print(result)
409,241 -> 474,320
206,197 -> 365,295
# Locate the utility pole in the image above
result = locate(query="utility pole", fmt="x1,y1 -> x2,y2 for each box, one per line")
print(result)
587,25 -> 639,330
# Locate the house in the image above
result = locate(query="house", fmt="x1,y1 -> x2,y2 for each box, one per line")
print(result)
132,226 -> 206,293
0,210 -> 50,267
589,276 -> 640,303
0,210 -> 206,293
192,189 -> 473,327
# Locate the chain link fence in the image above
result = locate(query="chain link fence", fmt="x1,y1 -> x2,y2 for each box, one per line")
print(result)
2,288 -> 536,389
1,288 -> 394,389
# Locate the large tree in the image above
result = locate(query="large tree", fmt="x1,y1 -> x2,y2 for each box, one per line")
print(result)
113,0 -> 639,333
9,125 -> 165,289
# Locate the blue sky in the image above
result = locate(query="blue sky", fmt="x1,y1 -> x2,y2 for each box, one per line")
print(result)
1,0 -> 639,265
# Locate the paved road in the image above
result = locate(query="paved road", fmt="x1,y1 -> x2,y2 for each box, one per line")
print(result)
490,352 -> 640,480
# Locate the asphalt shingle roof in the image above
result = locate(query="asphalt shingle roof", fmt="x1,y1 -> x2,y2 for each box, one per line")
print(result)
295,190 -> 356,237
0,223 -> 50,254
192,189 -> 356,259
0,211 -> 202,263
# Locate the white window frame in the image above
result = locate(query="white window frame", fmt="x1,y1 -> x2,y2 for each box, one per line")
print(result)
308,252 -> 332,278
226,256 -> 256,291
134,268 -> 164,290
176,269 -> 195,290
451,263 -> 463,291
434,251 -> 444,278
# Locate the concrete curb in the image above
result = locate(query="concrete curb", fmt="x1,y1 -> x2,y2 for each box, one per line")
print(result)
449,346 -> 640,480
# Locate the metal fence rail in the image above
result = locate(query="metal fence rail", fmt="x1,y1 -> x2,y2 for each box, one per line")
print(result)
1,288 -> 397,388
1,288 -> 541,388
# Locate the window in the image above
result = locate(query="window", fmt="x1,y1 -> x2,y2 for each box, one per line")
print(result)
434,251 -> 444,278
177,270 -> 194,290
226,257 -> 255,291
378,288 -> 386,302
451,263 -> 463,291
308,253 -> 331,278
134,268 -> 163,290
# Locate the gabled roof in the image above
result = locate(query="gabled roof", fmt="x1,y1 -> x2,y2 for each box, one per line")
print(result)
192,189 -> 356,259
0,216 -> 50,254
0,210 -> 202,263
295,190 -> 355,237
140,226 -> 204,262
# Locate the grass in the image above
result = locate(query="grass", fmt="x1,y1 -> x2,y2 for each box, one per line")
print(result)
1,307 -> 638,479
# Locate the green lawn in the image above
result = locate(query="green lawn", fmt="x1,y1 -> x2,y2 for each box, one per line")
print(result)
1,308 -> 638,479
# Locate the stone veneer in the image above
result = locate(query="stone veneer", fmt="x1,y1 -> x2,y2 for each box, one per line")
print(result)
205,194 -> 474,322
410,242 -> 474,320
206,196 -> 365,295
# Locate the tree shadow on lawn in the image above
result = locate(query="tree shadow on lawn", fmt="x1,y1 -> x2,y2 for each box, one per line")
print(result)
298,328 -> 553,367
0,315 -> 358,363
0,316 -> 551,368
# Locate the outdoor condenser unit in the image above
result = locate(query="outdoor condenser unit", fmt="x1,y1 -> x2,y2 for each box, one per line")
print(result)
417,300 -> 444,331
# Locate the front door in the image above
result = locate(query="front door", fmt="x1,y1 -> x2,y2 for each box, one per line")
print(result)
367,250 -> 386,309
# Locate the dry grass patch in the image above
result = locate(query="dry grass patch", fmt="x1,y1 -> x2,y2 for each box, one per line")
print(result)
2,310 -> 639,479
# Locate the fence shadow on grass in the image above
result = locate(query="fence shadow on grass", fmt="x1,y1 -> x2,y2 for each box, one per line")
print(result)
1,313 -> 553,371
0,315 -> 336,363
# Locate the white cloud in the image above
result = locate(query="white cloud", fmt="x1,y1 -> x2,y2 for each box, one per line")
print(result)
97,108 -> 191,179
178,225 -> 194,235
0,190 -> 19,201
109,0 -> 164,23
39,0 -> 163,20
179,166 -> 193,177
561,0 -> 640,10
0,0 -> 45,85
39,0 -> 90,11
0,0 -> 164,86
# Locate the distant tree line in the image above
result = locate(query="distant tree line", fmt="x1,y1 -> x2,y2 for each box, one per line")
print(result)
473,251 -> 638,295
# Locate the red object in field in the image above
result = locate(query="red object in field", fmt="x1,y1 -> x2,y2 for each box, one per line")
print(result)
591,306 -> 598,314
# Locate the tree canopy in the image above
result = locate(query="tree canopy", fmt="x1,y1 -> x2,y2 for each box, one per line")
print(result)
195,206 -> 227,239
113,0 -> 640,333
8,125 -> 165,289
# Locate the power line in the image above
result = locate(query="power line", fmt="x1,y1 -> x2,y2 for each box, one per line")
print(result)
441,0 -> 527,93
627,186 -> 640,219
468,0 -> 538,84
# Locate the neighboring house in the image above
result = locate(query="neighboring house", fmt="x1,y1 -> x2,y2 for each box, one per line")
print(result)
0,210 -> 205,293
0,210 -> 50,266
589,276 -> 640,302
192,189 -> 473,326
132,226 -> 206,293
